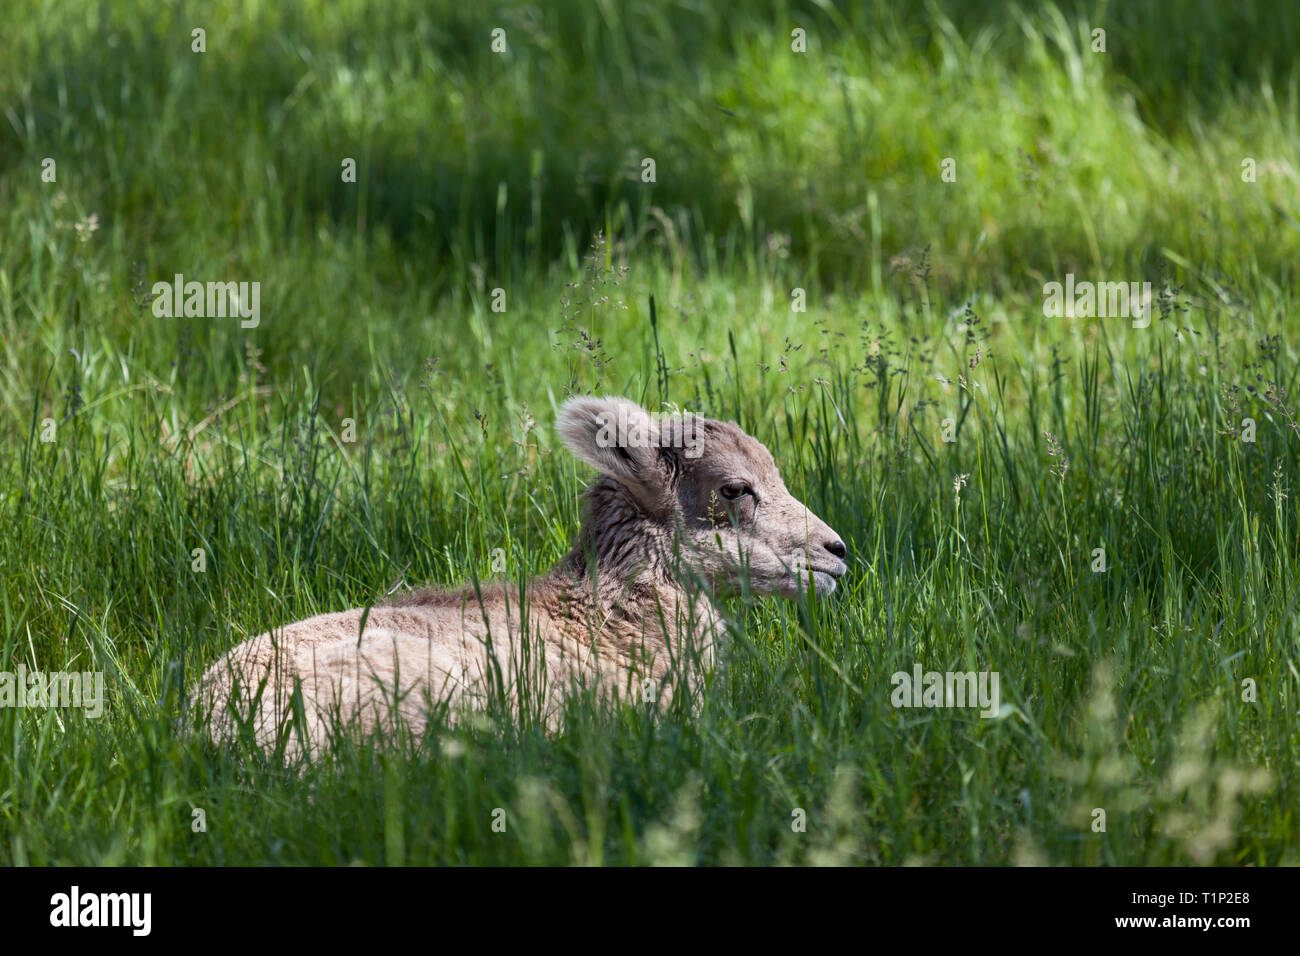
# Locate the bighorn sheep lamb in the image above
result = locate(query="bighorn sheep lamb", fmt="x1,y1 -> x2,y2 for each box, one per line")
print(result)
193,396 -> 847,753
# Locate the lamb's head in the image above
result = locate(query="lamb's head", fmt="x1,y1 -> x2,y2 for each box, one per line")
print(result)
557,396 -> 848,598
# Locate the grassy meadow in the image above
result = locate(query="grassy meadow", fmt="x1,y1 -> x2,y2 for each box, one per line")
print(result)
0,0 -> 1297,864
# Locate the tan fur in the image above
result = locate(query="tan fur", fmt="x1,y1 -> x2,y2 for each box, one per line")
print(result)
193,396 -> 847,754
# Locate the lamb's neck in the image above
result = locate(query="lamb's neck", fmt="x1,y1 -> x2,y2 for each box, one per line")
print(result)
545,478 -> 712,625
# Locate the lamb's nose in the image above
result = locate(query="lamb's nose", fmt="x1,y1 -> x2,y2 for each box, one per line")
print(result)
824,539 -> 847,560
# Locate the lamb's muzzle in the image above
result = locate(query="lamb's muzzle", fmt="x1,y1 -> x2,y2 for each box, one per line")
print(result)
192,396 -> 847,754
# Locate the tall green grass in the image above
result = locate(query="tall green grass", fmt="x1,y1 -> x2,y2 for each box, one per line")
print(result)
0,0 -> 1296,864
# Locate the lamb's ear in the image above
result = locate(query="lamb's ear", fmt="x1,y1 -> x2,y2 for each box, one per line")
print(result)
557,396 -> 671,507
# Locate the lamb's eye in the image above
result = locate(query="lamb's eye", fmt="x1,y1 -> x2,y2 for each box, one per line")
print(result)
719,483 -> 752,501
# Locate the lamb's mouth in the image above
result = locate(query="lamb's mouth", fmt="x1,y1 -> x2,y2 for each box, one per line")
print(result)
788,563 -> 847,597
810,570 -> 838,592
